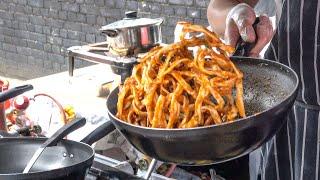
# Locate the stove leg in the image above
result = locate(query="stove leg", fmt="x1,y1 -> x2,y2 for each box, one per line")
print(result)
143,159 -> 157,180
68,56 -> 75,77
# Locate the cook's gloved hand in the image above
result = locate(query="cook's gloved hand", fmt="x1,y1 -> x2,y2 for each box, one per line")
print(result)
225,3 -> 274,57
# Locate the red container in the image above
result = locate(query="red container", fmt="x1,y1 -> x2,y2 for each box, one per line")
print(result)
0,80 -> 10,109
0,79 -> 9,131
13,95 -> 29,110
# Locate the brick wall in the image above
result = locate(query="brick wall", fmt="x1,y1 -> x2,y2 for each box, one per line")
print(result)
0,0 -> 209,79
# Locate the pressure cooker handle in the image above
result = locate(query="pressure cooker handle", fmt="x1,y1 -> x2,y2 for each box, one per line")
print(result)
125,11 -> 138,19
156,18 -> 164,26
102,29 -> 119,38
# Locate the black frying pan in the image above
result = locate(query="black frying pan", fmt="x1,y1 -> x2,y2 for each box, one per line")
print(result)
0,83 -> 118,179
0,119 -> 115,180
105,57 -> 299,165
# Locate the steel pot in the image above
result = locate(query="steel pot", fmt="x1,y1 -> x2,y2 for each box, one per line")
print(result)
100,11 -> 163,55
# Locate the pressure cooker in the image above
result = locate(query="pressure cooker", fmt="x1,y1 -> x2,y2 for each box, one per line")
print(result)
100,11 -> 163,56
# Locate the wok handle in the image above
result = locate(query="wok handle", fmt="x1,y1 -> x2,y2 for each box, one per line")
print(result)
80,120 -> 116,145
233,17 -> 260,57
0,84 -> 33,103
41,118 -> 86,148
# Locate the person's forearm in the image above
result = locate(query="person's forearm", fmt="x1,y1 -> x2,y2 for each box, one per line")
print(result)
207,0 -> 258,37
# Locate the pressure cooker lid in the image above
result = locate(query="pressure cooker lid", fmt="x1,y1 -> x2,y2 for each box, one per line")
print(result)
100,11 -> 163,30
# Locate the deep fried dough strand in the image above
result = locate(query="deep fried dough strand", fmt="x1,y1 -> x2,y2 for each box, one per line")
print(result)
117,22 -> 246,129
152,95 -> 167,128
235,79 -> 246,117
171,71 -> 197,98
167,85 -> 184,128
202,106 -> 221,124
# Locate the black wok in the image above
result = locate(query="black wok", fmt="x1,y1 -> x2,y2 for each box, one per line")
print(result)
106,57 -> 299,165
0,120 -> 116,180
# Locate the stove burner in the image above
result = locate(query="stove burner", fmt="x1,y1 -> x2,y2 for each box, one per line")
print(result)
86,166 -> 142,180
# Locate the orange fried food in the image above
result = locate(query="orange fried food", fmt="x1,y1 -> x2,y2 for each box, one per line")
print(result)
116,22 -> 245,129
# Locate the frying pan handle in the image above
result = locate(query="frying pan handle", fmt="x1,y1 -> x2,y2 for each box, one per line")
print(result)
80,120 -> 116,145
233,17 -> 260,57
41,118 -> 86,148
0,130 -> 17,138
0,84 -> 33,103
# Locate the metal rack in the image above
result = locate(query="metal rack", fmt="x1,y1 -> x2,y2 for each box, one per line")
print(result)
67,42 -> 137,83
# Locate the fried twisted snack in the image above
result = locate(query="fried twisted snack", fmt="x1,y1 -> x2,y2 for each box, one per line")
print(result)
116,22 -> 245,128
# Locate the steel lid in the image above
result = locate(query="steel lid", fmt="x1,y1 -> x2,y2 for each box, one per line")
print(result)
100,11 -> 163,30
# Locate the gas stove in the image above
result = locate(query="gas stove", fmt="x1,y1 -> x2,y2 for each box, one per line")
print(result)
85,153 -> 251,180
86,154 -> 142,180
86,154 -> 169,180
85,154 -> 225,180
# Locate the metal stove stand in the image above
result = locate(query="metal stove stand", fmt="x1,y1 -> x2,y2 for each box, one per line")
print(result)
86,154 -> 172,180
67,42 -> 137,83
